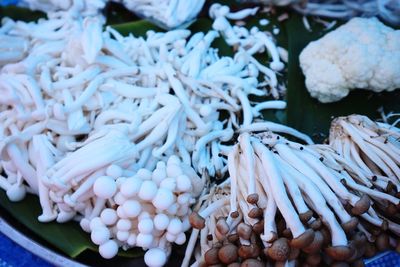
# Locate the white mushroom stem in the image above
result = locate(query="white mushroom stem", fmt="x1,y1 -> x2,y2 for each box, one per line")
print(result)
6,143 -> 38,193
238,133 -> 257,199
275,156 -> 348,246
32,135 -> 57,222
274,142 -> 352,223
293,149 -> 362,207
227,144 -> 239,218
240,121 -> 314,144
252,140 -> 306,238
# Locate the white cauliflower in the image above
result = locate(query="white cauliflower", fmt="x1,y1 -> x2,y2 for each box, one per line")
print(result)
299,17 -> 400,103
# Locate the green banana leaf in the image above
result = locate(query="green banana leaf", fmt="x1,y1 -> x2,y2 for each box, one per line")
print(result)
1,3 -> 400,265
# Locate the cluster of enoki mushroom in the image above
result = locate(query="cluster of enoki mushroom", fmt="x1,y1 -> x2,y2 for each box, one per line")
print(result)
183,117 -> 400,267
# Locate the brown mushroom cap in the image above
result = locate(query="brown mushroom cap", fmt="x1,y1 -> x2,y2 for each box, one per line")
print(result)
227,263 -> 241,267
376,233 -> 390,251
309,218 -> 322,230
238,244 -> 261,259
189,212 -> 206,229
341,217 -> 359,233
218,244 -> 238,264
248,207 -> 263,219
237,222 -> 253,240
320,227 -> 331,246
324,245 -> 354,261
302,230 -> 324,253
386,203 -> 397,216
216,218 -> 230,235
299,210 -> 313,223
205,247 -> 220,265
252,220 -> 264,235
247,193 -> 259,205
305,253 -> 321,265
282,228 -> 293,239
352,259 -> 365,267
331,262 -> 350,267
215,228 -> 227,242
363,242 -> 377,258
267,237 -> 290,261
240,259 -> 264,267
288,247 -> 300,260
228,233 -> 239,243
230,211 -> 240,218
351,195 -> 371,215
290,229 -> 315,249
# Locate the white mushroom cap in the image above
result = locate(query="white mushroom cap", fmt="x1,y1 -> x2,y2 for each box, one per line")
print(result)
136,233 -> 154,248
152,188 -> 175,210
93,176 -> 117,199
144,248 -> 167,267
127,233 -> 137,246
91,227 -> 110,245
116,230 -> 130,242
120,176 -> 142,198
122,199 -> 142,218
116,206 -> 128,219
100,208 -> 118,226
137,168 -> 153,180
167,218 -> 183,235
154,213 -> 170,231
99,239 -> 118,259
6,184 -> 26,202
114,192 -> 127,206
106,164 -> 123,178
116,218 -> 132,231
175,232 -> 186,245
139,180 -> 158,201
159,178 -> 176,191
90,217 -> 104,231
176,174 -> 192,192
138,217 -> 154,234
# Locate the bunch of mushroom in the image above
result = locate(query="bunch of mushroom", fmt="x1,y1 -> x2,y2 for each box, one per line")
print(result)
0,3 -> 306,264
19,0 -> 107,16
183,129 -> 400,266
236,0 -> 400,26
120,0 -> 206,29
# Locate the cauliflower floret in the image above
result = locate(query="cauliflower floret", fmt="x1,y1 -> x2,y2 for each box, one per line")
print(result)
300,17 -> 400,103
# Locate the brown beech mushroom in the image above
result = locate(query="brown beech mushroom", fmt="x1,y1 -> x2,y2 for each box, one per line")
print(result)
216,217 -> 230,235
240,258 -> 264,267
363,242 -> 377,258
305,253 -> 321,266
376,232 -> 390,251
351,195 -> 371,215
290,229 -> 315,249
331,262 -> 350,267
190,212 -> 206,229
299,210 -> 313,223
324,245 -> 354,261
266,237 -> 290,261
205,247 -> 220,265
309,218 -> 322,230
302,230 -> 324,253
238,244 -> 261,259
237,222 -> 253,240
341,217 -> 359,233
218,243 -> 239,264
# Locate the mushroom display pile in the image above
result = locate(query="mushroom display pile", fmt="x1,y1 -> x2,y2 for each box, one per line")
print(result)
184,122 -> 400,266
0,1 -> 400,266
18,0 -> 206,29
0,3 -> 310,265
237,0 -> 400,25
